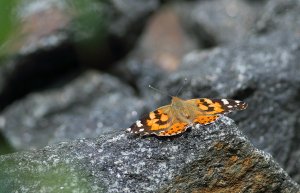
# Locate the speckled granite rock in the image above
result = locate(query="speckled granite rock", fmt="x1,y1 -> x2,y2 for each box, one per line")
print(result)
153,39 -> 300,184
1,1 -> 300,190
0,117 -> 299,192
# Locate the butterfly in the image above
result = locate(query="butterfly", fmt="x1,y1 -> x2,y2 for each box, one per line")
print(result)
126,97 -> 247,136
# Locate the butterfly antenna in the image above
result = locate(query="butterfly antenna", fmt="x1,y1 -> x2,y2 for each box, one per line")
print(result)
149,85 -> 172,98
175,78 -> 188,96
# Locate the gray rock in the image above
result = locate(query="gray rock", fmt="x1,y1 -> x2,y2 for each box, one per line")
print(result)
176,0 -> 263,47
160,0 -> 300,183
254,0 -> 300,37
0,71 -> 146,151
0,0 -> 159,111
154,39 -> 300,184
8,0 -> 159,55
0,116 -> 298,192
121,0 -> 300,183
1,0 -> 300,190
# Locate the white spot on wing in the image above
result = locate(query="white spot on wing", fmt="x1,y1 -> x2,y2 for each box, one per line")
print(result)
221,99 -> 229,105
126,128 -> 131,132
139,128 -> 144,132
136,120 -> 143,127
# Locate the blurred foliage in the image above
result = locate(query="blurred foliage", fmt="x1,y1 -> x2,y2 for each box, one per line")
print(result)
0,0 -> 111,58
0,0 -> 18,54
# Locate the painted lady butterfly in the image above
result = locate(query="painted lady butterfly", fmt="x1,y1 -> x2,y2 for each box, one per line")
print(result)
127,97 -> 247,136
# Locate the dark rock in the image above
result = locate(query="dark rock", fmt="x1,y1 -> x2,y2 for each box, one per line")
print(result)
0,71 -> 146,151
254,0 -> 300,37
176,0 -> 263,46
0,0 -> 159,111
136,7 -> 198,72
0,117 -> 298,192
154,37 -> 300,184
0,133 -> 14,155
121,0 -> 300,183
1,0 -> 300,190
0,42 -> 80,112
119,0 -> 265,100
174,0 -> 300,183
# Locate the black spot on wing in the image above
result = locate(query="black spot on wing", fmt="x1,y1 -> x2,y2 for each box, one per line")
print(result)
153,110 -> 169,125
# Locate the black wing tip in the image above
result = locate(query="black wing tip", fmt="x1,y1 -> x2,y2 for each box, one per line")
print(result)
234,100 -> 248,110
219,99 -> 248,111
126,120 -> 150,136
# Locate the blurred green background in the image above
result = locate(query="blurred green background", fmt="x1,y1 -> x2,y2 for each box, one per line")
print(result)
0,0 -> 18,53
0,0 -> 17,154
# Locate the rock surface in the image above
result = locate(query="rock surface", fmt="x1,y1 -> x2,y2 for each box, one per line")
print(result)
0,0 -> 158,111
0,117 -> 299,193
145,40 -> 300,184
162,0 -> 300,183
176,0 -> 263,46
1,0 -> 300,190
0,71 -> 146,150
123,0 -> 300,183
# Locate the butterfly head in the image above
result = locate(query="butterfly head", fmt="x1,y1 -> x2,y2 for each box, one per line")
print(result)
171,96 -> 183,104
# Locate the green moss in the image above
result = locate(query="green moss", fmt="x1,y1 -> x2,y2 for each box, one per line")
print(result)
0,156 -> 106,193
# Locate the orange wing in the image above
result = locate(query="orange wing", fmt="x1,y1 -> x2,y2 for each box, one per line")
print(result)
127,98 -> 247,136
127,106 -> 188,136
194,115 -> 220,125
186,98 -> 247,125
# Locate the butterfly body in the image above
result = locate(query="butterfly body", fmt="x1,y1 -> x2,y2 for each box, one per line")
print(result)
127,97 -> 247,136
